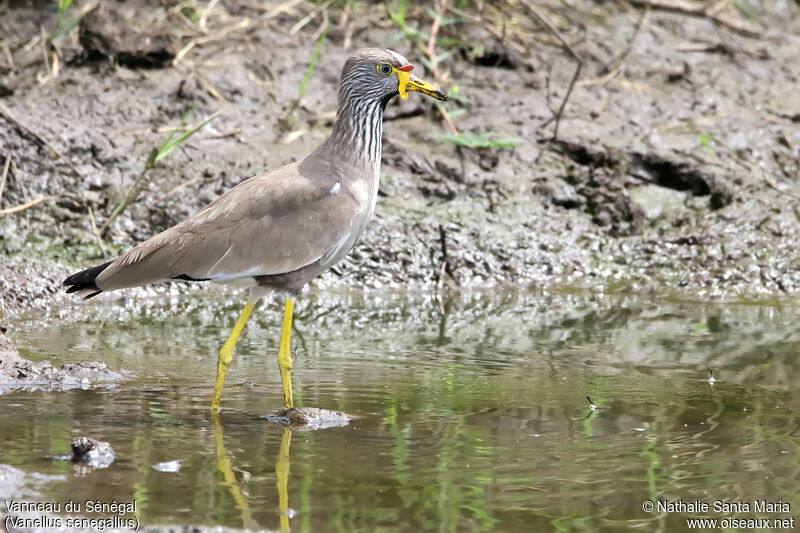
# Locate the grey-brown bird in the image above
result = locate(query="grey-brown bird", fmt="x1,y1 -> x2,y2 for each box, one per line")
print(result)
64,48 -> 447,410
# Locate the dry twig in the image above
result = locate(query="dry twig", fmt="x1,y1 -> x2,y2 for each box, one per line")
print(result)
437,104 -> 459,136
602,2 -> 649,75
436,224 -> 457,288
0,155 -> 9,206
88,205 -> 106,253
576,67 -> 619,87
520,1 -> 583,141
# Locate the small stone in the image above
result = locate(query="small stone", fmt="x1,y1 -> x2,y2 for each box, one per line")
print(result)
66,436 -> 115,469
264,407 -> 351,430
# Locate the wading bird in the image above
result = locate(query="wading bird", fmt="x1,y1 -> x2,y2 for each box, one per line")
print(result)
64,49 -> 446,410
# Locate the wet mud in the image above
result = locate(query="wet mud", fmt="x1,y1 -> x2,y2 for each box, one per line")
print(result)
1,0 -> 799,324
0,336 -> 124,394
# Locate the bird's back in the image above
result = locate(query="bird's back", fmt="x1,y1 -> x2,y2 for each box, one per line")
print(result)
66,154 -> 373,297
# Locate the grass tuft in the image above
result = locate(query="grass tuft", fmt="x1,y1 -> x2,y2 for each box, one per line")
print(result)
99,107 -> 218,236
53,0 -> 80,41
697,133 -> 715,154
438,132 -> 517,149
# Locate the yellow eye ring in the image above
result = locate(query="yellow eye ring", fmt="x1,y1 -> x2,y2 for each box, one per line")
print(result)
377,63 -> 394,76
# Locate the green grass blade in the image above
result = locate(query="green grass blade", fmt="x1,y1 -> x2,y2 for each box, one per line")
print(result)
159,105 -> 195,155
288,26 -> 329,129
155,110 -> 219,163
438,132 -> 518,149
299,27 -> 329,103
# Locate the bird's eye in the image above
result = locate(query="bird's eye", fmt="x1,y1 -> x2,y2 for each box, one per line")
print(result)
377,64 -> 393,76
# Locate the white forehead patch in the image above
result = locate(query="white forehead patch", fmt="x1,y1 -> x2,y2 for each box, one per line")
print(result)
330,181 -> 341,195
385,49 -> 409,66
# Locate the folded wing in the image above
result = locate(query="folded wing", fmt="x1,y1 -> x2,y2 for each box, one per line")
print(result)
93,164 -> 359,291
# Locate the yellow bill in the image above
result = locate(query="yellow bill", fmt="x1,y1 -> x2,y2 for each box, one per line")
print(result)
396,66 -> 447,101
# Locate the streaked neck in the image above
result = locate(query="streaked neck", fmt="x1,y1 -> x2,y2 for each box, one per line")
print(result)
318,95 -> 387,172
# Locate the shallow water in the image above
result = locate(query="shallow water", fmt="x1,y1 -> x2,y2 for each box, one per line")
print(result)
2,290 -> 800,532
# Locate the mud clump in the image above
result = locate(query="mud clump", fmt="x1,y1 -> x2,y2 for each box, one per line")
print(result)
79,3 -> 179,68
629,152 -> 734,210
543,140 -> 738,237
1,1 -> 799,305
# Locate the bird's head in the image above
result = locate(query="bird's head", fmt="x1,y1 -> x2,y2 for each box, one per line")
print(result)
339,48 -> 447,106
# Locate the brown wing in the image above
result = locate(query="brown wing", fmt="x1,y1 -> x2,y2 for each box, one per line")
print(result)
95,163 -> 359,291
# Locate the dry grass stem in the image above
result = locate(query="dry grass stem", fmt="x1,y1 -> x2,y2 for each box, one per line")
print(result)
0,195 -> 55,216
628,0 -> 762,36
88,205 -> 106,253
290,0 -> 333,35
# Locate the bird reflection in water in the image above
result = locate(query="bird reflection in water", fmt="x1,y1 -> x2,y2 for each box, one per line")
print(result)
212,413 -> 294,531
276,428 -> 292,532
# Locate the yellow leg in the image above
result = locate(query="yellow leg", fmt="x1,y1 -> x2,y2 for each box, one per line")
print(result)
212,302 -> 255,409
278,298 -> 294,409
276,428 -> 292,532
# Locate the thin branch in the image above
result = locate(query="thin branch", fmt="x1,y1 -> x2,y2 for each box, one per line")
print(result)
602,1 -> 648,75
426,0 -> 447,79
437,103 -> 458,136
436,224 -> 457,288
520,1 -> 583,141
0,155 -> 9,206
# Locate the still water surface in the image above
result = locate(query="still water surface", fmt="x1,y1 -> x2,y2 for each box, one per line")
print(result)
2,290 -> 799,531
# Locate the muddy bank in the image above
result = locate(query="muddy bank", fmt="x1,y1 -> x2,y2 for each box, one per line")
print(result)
0,258 -> 124,394
0,326 -> 124,394
1,0 -> 799,321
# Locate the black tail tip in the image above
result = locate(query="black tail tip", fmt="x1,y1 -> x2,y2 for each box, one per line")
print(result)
64,261 -> 112,300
